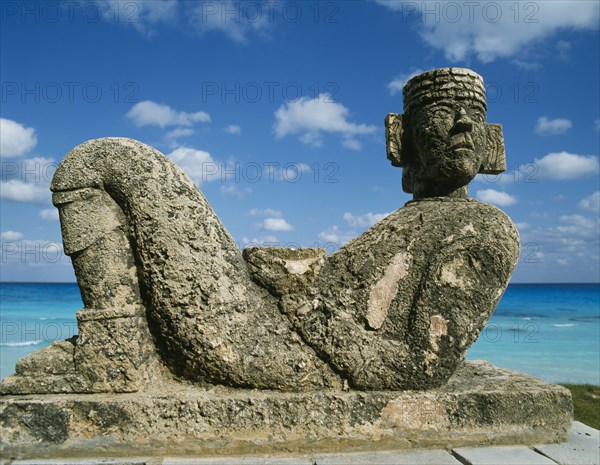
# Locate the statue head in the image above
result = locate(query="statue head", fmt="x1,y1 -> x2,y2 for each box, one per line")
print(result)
385,68 -> 506,198
52,188 -> 126,255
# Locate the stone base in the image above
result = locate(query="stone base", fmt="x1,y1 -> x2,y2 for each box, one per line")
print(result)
0,361 -> 573,460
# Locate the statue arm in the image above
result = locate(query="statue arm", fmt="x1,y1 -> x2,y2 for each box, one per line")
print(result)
403,225 -> 520,387
289,209 -> 519,390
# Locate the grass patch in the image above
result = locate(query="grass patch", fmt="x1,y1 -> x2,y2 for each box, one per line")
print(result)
560,384 -> 600,430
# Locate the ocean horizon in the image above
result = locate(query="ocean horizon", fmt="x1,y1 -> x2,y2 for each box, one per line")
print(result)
1,282 -> 598,385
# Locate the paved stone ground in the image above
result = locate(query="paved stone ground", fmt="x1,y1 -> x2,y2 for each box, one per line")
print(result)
3,422 -> 598,465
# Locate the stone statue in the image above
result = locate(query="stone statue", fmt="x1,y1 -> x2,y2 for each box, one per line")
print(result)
276,68 -> 519,389
1,69 -> 575,458
0,68 -> 519,395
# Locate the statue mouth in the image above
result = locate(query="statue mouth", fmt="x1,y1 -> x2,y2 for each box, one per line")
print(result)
448,132 -> 475,153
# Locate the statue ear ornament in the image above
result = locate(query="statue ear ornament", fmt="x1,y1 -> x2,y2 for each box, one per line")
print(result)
385,113 -> 403,167
480,123 -> 507,174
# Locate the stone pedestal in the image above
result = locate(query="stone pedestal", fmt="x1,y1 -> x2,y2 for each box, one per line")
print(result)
0,361 -> 573,460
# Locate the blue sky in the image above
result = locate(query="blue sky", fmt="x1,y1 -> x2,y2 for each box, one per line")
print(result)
1,0 -> 599,283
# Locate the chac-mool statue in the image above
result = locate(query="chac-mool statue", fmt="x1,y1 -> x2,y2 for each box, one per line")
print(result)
0,68 -> 520,395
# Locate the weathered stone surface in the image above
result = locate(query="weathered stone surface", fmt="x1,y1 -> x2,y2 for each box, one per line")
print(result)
243,247 -> 326,297
0,307 -> 167,395
386,68 -> 506,197
1,67 -> 569,460
282,68 -> 519,390
0,362 -> 573,460
289,198 -> 519,390
0,67 -> 521,393
47,137 -> 341,392
5,424 -> 599,464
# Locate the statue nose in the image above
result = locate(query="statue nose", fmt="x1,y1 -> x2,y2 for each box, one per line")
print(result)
452,108 -> 473,132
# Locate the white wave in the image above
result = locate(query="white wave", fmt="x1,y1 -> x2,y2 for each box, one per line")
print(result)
553,324 -> 576,328
0,340 -> 43,347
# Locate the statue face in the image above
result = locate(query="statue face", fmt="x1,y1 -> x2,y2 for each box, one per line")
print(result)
54,189 -> 126,255
407,97 -> 487,191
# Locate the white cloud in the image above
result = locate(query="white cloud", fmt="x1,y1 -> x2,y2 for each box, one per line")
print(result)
512,59 -> 541,71
341,137 -> 362,151
274,94 -> 376,149
0,180 -> 50,204
126,101 -> 210,128
298,132 -> 324,147
534,152 -> 599,180
535,116 -> 572,135
517,214 -> 599,271
192,0 -> 270,43
165,127 -> 195,140
317,212 -> 392,249
249,208 -> 282,218
240,235 -> 279,248
39,208 -> 59,221
260,218 -> 294,232
579,192 -> 600,213
0,118 -> 37,158
387,69 -> 423,96
476,189 -> 517,206
556,40 -> 572,60
224,125 -> 241,135
220,184 -> 252,198
279,163 -> 311,181
167,147 -> 219,184
473,172 -> 515,185
557,214 -> 596,233
595,118 -> 600,132
1,230 -> 24,241
343,212 -> 391,229
375,1 -> 599,63
318,225 -> 356,246
1,157 -> 57,185
96,0 -> 178,37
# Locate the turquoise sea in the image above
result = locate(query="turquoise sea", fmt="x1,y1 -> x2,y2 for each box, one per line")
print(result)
0,282 -> 598,385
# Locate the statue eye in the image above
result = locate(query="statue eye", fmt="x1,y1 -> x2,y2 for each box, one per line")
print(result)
432,107 -> 452,118
472,113 -> 485,123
